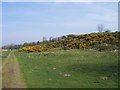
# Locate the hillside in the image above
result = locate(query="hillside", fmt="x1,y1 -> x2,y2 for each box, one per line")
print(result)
19,31 -> 119,52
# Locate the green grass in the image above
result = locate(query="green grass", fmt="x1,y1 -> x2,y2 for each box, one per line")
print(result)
15,49 -> 118,88
1,51 -> 10,64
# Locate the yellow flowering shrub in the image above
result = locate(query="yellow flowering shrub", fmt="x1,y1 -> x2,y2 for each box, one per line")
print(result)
20,32 -> 118,52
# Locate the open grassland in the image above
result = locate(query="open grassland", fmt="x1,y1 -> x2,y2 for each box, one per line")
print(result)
15,49 -> 118,88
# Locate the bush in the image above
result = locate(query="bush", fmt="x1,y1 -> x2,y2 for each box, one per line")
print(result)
92,44 -> 118,51
63,46 -> 70,50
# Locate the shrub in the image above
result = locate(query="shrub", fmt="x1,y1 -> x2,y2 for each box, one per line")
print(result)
63,46 -> 70,50
92,44 -> 118,51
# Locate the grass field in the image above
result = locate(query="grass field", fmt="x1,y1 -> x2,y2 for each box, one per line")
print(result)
2,51 -> 10,64
15,49 -> 118,88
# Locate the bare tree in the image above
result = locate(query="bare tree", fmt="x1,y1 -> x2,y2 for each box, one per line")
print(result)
49,36 -> 53,42
97,24 -> 105,32
43,37 -> 46,42
37,41 -> 40,45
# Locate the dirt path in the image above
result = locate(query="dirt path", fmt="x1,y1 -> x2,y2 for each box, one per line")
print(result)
2,52 -> 26,88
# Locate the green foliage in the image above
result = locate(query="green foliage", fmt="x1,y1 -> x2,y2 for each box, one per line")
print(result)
15,49 -> 118,88
19,32 -> 118,52
63,46 -> 70,50
92,44 -> 118,51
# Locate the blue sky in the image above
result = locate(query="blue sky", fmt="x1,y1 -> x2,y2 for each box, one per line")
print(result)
2,2 -> 118,45
0,2 -> 1,47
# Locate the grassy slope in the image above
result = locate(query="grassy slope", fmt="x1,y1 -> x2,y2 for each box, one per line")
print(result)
15,49 -> 118,88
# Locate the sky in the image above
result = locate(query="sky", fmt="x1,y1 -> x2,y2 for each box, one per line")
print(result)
1,0 -> 119,2
2,1 -> 118,46
0,2 -> 2,47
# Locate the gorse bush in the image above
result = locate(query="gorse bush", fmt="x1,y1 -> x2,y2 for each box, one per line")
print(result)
19,32 -> 118,52
63,46 -> 70,50
92,44 -> 118,51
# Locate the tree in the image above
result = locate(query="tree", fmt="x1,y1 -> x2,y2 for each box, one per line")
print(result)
43,37 -> 47,44
49,37 -> 53,42
23,42 -> 29,46
67,34 -> 75,38
61,35 -> 66,39
32,42 -> 36,46
97,24 -> 105,32
43,37 -> 46,42
105,29 -> 111,33
42,37 -> 48,44
37,41 -> 40,45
